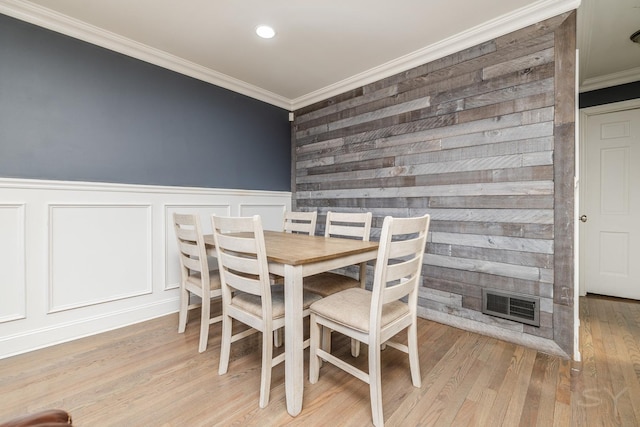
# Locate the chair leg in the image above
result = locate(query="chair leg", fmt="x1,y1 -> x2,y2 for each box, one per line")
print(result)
407,321 -> 421,388
368,340 -> 384,427
198,296 -> 210,353
273,328 -> 283,347
218,314 -> 232,375
309,314 -> 321,384
321,327 -> 332,354
351,339 -> 360,357
259,327 -> 274,408
178,286 -> 189,333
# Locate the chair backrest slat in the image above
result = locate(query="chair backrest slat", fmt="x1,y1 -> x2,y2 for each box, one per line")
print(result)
182,255 -> 203,273
326,224 -> 364,238
177,239 -> 200,258
385,256 -> 423,283
220,264 -> 263,295
388,236 -> 426,259
175,227 -> 198,241
218,248 -> 260,275
382,263 -> 422,304
215,233 -> 258,256
287,221 -> 313,234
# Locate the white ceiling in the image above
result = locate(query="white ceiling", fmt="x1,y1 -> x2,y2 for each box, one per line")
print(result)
578,0 -> 640,92
1,0 -> 638,110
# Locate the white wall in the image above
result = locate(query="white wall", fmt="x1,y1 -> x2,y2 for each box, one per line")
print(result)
0,178 -> 290,359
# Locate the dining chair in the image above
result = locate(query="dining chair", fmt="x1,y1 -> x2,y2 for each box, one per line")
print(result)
173,213 -> 222,353
283,209 -> 317,236
303,211 -> 372,356
303,211 -> 372,297
308,214 -> 430,427
211,214 -> 322,408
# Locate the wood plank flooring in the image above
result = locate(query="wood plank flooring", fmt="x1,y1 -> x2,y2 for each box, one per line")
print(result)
1,295 -> 638,426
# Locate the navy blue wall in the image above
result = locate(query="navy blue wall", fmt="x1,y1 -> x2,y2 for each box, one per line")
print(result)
579,81 -> 640,108
0,14 -> 291,191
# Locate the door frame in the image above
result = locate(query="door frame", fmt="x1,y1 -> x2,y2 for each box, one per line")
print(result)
578,98 -> 640,297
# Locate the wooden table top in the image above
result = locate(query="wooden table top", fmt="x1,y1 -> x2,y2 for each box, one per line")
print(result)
204,230 -> 379,266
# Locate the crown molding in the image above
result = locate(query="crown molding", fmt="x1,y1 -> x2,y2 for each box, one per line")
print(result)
1,0 -> 580,111
0,0 -> 292,110
579,67 -> 640,93
291,0 -> 581,110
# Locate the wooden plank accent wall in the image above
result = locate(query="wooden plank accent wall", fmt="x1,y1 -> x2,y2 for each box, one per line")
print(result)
292,12 -> 576,357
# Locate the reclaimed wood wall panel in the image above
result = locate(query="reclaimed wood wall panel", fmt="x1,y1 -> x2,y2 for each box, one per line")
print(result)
292,12 -> 576,357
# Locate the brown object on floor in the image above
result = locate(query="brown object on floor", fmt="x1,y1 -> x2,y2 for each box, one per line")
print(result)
0,409 -> 72,427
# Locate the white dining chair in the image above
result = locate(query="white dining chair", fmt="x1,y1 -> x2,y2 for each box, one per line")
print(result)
303,211 -> 372,297
303,211 -> 372,356
308,214 -> 430,427
212,214 -> 322,408
173,213 -> 222,353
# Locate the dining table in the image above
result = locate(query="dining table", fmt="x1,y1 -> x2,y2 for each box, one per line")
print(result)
204,230 -> 379,416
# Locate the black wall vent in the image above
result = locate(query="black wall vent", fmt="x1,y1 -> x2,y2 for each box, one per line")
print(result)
482,289 -> 540,327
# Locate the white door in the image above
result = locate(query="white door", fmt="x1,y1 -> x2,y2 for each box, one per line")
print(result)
582,107 -> 640,299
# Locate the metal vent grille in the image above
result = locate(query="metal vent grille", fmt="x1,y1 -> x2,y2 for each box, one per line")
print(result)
482,289 -> 540,327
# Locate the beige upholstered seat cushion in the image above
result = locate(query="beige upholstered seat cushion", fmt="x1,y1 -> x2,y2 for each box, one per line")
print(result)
186,270 -> 222,291
232,287 -> 322,319
303,272 -> 360,298
309,288 -> 409,333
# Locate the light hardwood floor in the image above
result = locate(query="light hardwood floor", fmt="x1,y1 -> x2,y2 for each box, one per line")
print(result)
0,295 -> 638,426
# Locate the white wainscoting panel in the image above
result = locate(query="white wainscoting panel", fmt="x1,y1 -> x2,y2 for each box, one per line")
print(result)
49,204 -> 153,312
0,204 -> 26,323
0,178 -> 290,359
239,203 -> 286,231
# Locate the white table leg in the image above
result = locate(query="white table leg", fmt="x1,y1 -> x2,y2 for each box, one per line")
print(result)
284,263 -> 304,416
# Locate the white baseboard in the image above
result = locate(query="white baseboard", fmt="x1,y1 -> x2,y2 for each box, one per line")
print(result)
0,297 -> 179,359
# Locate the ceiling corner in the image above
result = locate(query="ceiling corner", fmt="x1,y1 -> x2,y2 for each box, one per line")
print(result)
292,0 -> 582,110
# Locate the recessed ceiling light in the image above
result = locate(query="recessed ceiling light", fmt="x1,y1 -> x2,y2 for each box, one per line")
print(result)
256,25 -> 276,39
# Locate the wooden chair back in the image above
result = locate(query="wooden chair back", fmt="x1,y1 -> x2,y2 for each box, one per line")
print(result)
324,211 -> 372,241
173,213 -> 211,289
211,215 -> 272,315
370,214 -> 430,331
283,210 -> 317,236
